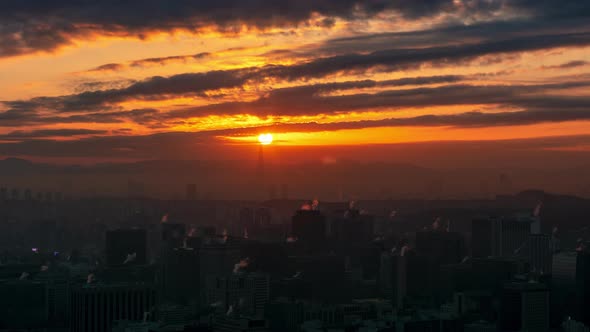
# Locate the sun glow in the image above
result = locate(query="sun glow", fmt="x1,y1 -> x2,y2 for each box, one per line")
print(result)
258,133 -> 273,145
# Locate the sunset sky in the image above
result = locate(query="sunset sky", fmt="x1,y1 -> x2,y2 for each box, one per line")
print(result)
1,1 -> 590,164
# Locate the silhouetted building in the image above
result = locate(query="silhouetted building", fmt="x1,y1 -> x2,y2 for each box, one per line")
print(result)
206,273 -> 270,318
379,253 -> 406,308
416,231 -> 465,264
331,213 -> 375,244
552,252 -> 578,326
254,208 -> 271,228
161,247 -> 200,305
289,255 -> 349,303
500,282 -> 549,332
240,207 -> 255,230
472,216 -> 532,258
291,210 -> 326,249
472,217 -> 496,258
529,234 -> 553,275
69,283 -> 156,332
161,223 -> 186,250
105,229 -> 147,266
213,314 -> 268,332
0,280 -> 48,329
577,250 -> 590,326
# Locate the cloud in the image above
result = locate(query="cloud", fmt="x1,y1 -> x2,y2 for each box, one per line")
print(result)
87,63 -> 126,73
220,109 -> 590,135
542,60 -> 589,70
0,129 -> 108,141
2,0 -> 590,58
161,80 -> 590,120
0,0 -> 454,57
86,52 -> 212,73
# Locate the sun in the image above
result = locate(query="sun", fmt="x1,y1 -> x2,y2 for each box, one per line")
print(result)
258,133 -> 273,145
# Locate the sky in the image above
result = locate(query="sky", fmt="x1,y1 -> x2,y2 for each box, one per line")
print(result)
1,0 -> 590,164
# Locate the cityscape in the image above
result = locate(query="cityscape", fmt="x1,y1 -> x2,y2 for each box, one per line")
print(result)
1,1 -> 590,331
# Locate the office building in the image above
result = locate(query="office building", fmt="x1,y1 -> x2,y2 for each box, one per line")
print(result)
416,230 -> 465,264
500,282 -> 549,332
378,253 -> 407,308
0,280 -> 48,329
206,273 -> 270,318
105,229 -> 147,266
472,216 -> 532,258
291,210 -> 326,248
160,247 -> 200,305
69,283 -> 157,332
529,234 -> 553,274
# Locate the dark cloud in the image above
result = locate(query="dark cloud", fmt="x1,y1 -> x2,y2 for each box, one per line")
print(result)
130,52 -> 211,67
5,25 -> 590,116
221,109 -> 590,136
3,77 -> 589,130
87,63 -> 126,72
542,60 -> 590,70
265,31 -> 590,81
0,129 -> 107,141
0,0 -> 454,57
86,52 -> 212,73
162,80 -> 590,120
2,0 -> 589,58
3,69 -> 256,113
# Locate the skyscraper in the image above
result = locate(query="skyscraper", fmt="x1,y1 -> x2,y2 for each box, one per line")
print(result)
160,247 -> 200,305
291,209 -> 326,249
500,282 -> 549,332
206,273 -> 270,318
529,234 -> 553,274
69,283 -> 156,332
472,216 -> 532,258
415,230 -> 465,265
105,229 -> 147,267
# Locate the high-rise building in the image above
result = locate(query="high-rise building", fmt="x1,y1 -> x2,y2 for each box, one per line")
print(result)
378,253 -> 406,308
240,207 -> 255,230
161,223 -> 186,250
69,283 -> 157,332
200,243 -> 241,279
206,273 -> 270,318
331,212 -> 374,244
472,217 -> 496,257
472,216 -> 533,258
576,250 -> 590,326
552,252 -> 578,326
500,282 -> 549,332
212,314 -> 269,332
254,208 -> 271,228
105,229 -> 147,267
291,210 -> 326,248
416,230 -> 465,265
529,234 -> 553,275
0,280 -> 48,329
160,247 -> 200,305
